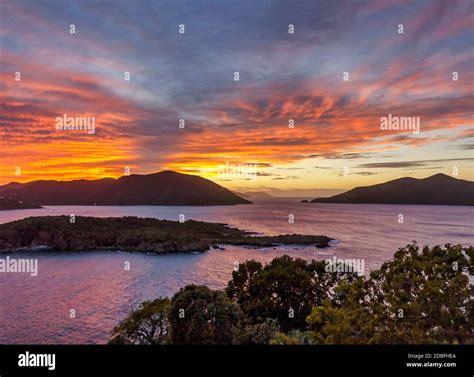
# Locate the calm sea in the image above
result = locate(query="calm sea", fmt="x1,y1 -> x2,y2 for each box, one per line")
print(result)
0,202 -> 472,344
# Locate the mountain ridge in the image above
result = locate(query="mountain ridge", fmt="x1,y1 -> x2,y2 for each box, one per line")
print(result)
0,171 -> 251,206
307,174 -> 474,206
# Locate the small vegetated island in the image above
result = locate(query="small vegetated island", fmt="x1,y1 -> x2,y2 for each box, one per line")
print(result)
0,216 -> 332,253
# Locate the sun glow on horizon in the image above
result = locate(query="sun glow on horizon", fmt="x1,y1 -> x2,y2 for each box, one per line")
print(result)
1,0 -> 472,194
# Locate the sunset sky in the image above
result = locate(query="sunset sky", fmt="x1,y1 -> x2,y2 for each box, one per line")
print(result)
0,0 -> 473,195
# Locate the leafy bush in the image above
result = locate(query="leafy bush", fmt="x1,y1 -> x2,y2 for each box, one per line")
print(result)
110,298 -> 170,344
169,285 -> 244,344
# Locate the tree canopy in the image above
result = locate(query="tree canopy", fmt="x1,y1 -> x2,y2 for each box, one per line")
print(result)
169,285 -> 244,344
110,298 -> 170,345
110,244 -> 473,345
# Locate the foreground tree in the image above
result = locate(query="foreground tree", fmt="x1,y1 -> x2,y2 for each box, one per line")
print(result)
110,244 -> 473,345
226,255 -> 358,331
298,244 -> 473,344
110,298 -> 171,344
169,285 -> 244,344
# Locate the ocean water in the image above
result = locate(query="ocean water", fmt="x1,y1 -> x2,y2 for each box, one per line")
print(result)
0,202 -> 472,344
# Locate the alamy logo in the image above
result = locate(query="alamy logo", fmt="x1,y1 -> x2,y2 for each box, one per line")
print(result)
55,113 -> 96,134
325,256 -> 365,276
217,161 -> 257,180
18,351 -> 55,370
380,114 -> 420,134
0,256 -> 38,276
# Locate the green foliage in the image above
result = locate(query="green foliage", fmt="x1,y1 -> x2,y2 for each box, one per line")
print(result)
169,285 -> 244,344
0,216 -> 331,253
110,298 -> 171,344
226,255 -> 358,331
306,244 -> 473,344
238,318 -> 280,344
270,330 -> 317,345
110,244 -> 473,345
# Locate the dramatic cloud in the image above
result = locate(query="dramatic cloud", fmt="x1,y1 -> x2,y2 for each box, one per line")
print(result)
357,158 -> 474,169
0,0 -> 472,189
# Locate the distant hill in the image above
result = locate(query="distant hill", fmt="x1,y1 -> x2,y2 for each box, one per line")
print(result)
308,174 -> 474,206
237,191 -> 275,201
0,197 -> 42,210
0,171 -> 251,206
269,188 -> 345,198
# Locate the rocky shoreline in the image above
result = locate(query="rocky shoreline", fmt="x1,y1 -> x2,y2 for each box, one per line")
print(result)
0,216 -> 332,254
